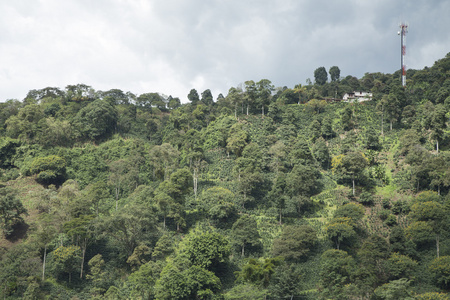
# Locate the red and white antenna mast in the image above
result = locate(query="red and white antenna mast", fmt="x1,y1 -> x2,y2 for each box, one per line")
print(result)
399,22 -> 408,87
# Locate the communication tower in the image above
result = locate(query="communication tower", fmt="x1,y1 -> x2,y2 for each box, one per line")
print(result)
398,23 -> 408,87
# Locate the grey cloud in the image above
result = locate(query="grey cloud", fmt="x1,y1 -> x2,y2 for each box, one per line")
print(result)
0,0 -> 449,102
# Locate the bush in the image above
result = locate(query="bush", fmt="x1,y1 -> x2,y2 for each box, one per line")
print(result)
30,155 -> 66,185
384,214 -> 397,227
357,191 -> 374,206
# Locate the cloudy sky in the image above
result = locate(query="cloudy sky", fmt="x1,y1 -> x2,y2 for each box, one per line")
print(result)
1,0 -> 449,102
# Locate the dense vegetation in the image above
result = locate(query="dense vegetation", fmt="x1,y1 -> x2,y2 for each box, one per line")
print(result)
1,52 -> 450,299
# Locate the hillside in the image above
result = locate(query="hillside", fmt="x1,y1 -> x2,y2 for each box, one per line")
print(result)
1,54 -> 450,299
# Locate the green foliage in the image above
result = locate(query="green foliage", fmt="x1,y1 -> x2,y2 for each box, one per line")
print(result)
200,187 -> 238,227
184,231 -> 230,272
0,186 -> 27,237
314,67 -> 328,85
73,99 -> 118,141
154,262 -> 221,300
51,245 -> 82,282
373,278 -> 414,300
30,155 -> 66,185
235,257 -> 283,288
272,225 -> 317,261
231,215 -> 261,257
325,217 -> 357,250
0,137 -> 21,168
386,252 -> 418,280
430,256 -> 450,289
415,292 -> 450,300
320,249 -> 355,300
224,284 -> 266,300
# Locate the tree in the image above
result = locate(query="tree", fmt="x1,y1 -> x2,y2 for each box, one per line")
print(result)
286,164 -> 322,198
386,253 -> 418,280
334,202 -> 365,223
268,140 -> 287,174
157,168 -> 192,231
73,99 -> 118,141
125,260 -> 162,299
269,264 -> 303,300
184,232 -> 230,273
405,220 -> 434,247
320,249 -> 355,300
187,88 -> 200,106
309,119 -> 322,141
373,278 -> 413,300
168,96 -> 181,110
0,187 -> 27,237
235,257 -> 283,289
272,225 -> 317,261
429,256 -> 450,289
5,104 -> 44,142
231,215 -> 261,257
200,187 -> 237,226
409,200 -> 447,257
63,214 -> 95,279
226,87 -> 244,118
83,181 -> 110,216
256,79 -> 274,116
154,262 -> 221,300
332,152 -> 369,196
86,254 -> 108,296
329,66 -> 341,82
376,95 -> 388,135
100,203 -> 158,257
35,213 -> 57,281
430,104 -> 447,152
268,172 -> 288,224
385,86 -> 406,131
314,67 -> 328,85
357,235 -> 390,284
149,143 -> 180,181
325,217 -> 357,250
244,80 -> 257,115
51,245 -> 82,283
127,244 -> 152,271
108,158 -> 139,210
201,89 -> 214,106
313,138 -> 331,169
293,84 -> 307,104
321,115 -> 335,139
224,284 -> 267,299
428,154 -> 450,195
30,155 -> 66,186
152,234 -> 174,260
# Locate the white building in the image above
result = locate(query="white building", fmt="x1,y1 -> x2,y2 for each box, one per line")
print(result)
342,91 -> 373,102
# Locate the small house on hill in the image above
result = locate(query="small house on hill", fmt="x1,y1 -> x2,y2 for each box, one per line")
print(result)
343,91 -> 373,102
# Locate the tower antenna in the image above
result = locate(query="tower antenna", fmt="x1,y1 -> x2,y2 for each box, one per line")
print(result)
398,22 -> 408,87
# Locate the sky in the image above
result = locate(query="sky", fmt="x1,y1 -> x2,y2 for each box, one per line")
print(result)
1,0 -> 449,102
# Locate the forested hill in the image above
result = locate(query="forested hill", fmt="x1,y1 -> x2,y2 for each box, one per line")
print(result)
1,53 -> 450,299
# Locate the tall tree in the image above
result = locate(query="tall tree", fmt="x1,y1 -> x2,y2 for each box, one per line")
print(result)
187,88 -> 200,106
314,67 -> 328,85
329,66 -> 341,82
201,89 -> 214,106
332,152 -> 369,196
409,200 -> 447,257
256,79 -> 274,116
0,187 -> 27,237
244,80 -> 257,115
272,225 -> 317,261
430,104 -> 447,152
231,215 -> 261,257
